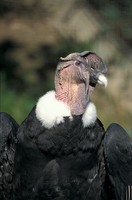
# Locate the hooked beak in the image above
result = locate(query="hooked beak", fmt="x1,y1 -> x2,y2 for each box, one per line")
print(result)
97,74 -> 108,87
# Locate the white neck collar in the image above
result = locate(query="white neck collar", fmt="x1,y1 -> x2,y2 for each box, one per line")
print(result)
35,90 -> 97,129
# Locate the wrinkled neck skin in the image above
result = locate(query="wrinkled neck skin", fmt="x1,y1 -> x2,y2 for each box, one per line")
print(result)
55,71 -> 90,116
89,85 -> 95,97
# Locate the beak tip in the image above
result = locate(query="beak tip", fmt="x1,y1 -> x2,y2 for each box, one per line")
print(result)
97,74 -> 108,88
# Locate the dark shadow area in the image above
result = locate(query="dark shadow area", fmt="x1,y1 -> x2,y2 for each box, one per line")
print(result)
0,40 -> 25,91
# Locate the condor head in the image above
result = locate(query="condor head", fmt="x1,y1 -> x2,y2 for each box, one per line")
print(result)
36,51 -> 108,128
54,52 -> 107,116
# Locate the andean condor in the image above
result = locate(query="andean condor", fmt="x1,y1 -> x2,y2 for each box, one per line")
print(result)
0,51 -> 132,200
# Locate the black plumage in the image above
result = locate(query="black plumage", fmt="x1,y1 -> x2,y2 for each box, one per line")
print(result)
0,112 -> 18,200
104,124 -> 132,200
13,107 -> 108,200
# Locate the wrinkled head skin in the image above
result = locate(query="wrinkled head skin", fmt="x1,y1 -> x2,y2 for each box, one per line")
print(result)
54,51 -> 107,115
55,51 -> 107,92
55,53 -> 91,92
55,53 -> 91,115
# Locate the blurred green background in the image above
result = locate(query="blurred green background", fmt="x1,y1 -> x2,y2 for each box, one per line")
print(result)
0,0 -> 132,136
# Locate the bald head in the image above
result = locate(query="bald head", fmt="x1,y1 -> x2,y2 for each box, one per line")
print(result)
54,51 -> 107,115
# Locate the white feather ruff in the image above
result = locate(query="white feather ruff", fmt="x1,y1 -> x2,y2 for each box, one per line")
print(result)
36,90 -> 97,129
82,102 -> 97,128
35,91 -> 72,129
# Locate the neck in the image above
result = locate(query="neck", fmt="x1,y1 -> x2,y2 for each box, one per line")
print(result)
55,81 -> 89,115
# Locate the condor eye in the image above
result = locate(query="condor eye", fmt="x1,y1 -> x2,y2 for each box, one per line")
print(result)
74,60 -> 80,66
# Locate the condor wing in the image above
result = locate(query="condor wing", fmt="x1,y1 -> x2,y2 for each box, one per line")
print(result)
104,123 -> 132,200
0,112 -> 19,200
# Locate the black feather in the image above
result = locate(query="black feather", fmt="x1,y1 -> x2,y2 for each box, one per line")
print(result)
104,123 -> 132,200
0,112 -> 19,200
